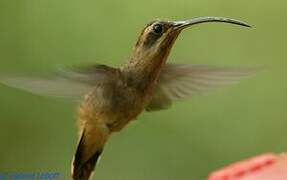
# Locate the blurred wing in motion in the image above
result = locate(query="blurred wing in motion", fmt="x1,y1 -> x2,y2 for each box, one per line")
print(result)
0,64 -> 119,100
0,77 -> 91,99
145,87 -> 172,111
56,64 -> 119,84
146,64 -> 257,111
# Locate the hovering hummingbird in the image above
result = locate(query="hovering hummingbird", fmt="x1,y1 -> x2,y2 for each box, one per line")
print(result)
1,17 -> 254,180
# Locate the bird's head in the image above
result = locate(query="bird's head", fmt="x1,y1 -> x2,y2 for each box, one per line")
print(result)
131,17 -> 250,64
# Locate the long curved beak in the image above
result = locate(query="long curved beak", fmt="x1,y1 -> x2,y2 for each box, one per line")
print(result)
173,17 -> 251,30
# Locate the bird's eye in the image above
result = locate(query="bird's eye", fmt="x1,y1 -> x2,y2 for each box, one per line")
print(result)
152,24 -> 163,34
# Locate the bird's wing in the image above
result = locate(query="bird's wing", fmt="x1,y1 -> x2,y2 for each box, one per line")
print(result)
145,87 -> 172,111
0,64 -> 119,100
146,63 -> 257,111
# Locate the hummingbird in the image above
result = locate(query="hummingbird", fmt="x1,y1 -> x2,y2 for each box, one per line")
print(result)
0,17 -> 254,180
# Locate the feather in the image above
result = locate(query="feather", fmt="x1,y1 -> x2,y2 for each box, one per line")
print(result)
0,64 -> 119,100
146,64 -> 257,111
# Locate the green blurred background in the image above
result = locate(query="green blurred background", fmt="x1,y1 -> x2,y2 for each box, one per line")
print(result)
0,0 -> 286,179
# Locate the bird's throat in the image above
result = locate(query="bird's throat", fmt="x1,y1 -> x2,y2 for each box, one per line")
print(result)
122,46 -> 172,92
121,31 -> 179,93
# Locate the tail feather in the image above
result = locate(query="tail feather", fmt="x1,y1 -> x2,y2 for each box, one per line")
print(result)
72,125 -> 109,180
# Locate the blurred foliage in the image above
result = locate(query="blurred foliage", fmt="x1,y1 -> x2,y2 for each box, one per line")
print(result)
0,0 -> 286,179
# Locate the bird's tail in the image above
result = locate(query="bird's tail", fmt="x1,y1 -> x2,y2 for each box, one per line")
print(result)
72,124 -> 110,180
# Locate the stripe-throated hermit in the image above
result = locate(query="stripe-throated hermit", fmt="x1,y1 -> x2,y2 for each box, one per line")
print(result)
0,17 -> 254,180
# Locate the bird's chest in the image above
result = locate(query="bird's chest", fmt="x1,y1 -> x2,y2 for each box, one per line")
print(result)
82,82 -> 148,131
